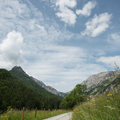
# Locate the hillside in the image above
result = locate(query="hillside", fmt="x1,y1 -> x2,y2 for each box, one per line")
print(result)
81,70 -> 120,95
0,68 -> 62,113
31,76 -> 66,97
72,90 -> 120,120
10,66 -> 62,98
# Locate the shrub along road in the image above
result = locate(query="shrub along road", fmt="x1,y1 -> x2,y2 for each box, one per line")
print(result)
44,112 -> 73,120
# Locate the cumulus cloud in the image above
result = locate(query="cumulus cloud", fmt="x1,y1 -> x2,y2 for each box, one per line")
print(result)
81,13 -> 112,37
0,0 -> 109,92
76,1 -> 97,17
98,56 -> 120,67
56,0 -> 77,8
0,31 -> 24,68
55,7 -> 77,26
55,0 -> 77,26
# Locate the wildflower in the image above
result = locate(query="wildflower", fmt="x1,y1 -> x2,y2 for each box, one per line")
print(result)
107,94 -> 109,96
107,100 -> 109,102
110,94 -> 112,96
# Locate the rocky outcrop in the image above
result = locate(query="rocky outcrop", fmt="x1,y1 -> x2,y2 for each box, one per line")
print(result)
81,71 -> 115,89
81,70 -> 120,95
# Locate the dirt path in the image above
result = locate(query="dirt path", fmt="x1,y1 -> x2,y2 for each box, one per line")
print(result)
43,112 -> 73,120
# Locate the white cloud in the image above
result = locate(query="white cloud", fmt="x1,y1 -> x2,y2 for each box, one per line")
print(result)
36,24 -> 47,33
76,1 -> 97,17
0,0 -> 30,19
81,13 -> 112,37
22,44 -> 107,92
55,0 -> 77,26
0,31 -> 24,68
56,0 -> 77,8
0,0 -> 109,92
108,33 -> 120,45
98,56 -> 120,67
55,7 -> 77,26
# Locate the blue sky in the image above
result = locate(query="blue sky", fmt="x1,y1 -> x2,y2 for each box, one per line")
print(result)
0,0 -> 120,92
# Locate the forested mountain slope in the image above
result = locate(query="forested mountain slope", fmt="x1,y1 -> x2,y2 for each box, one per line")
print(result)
0,68 -> 62,113
10,66 -> 62,98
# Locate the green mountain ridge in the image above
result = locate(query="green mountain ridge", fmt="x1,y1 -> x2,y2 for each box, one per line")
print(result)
0,67 -> 62,113
10,66 -> 61,98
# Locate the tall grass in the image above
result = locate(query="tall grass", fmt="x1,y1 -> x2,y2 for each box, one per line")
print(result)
0,109 -> 71,120
72,91 -> 120,120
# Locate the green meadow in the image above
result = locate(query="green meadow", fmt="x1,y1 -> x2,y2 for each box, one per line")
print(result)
0,108 -> 71,120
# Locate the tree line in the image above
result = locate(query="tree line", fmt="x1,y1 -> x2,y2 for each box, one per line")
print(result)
60,84 -> 89,109
0,69 -> 62,114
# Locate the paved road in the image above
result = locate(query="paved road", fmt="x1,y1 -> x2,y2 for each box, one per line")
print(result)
44,112 -> 73,120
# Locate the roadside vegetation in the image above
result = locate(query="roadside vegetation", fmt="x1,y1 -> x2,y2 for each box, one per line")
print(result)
72,65 -> 120,120
60,84 -> 89,109
72,90 -> 120,120
0,108 -> 71,120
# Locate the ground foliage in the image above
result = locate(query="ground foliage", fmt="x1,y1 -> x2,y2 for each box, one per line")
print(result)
72,90 -> 120,120
0,108 -> 71,120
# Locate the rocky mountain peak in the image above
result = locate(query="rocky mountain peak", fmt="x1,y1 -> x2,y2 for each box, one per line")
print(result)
11,66 -> 26,74
81,71 -> 115,89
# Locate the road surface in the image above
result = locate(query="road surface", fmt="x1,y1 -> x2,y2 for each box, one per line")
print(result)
44,112 -> 73,120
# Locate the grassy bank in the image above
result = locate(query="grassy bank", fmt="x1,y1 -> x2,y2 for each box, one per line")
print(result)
72,91 -> 120,120
0,109 -> 71,120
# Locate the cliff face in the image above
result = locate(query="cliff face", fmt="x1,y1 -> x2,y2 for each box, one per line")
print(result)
81,71 -> 115,89
81,70 -> 120,95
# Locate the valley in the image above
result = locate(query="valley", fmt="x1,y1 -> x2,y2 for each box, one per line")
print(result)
0,66 -> 120,120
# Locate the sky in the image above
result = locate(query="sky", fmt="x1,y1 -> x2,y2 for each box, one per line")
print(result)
0,0 -> 120,92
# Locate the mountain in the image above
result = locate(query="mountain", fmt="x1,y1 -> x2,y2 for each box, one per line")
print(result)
10,66 -> 62,98
81,70 -> 120,95
10,66 -> 66,97
0,68 -> 62,113
31,76 -> 66,97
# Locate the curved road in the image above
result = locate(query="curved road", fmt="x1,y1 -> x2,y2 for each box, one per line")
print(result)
44,112 -> 73,120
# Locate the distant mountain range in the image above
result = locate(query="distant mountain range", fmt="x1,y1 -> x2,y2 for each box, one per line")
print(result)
81,70 -> 120,95
1,66 -> 119,112
2,65 -> 120,98
10,66 -> 66,97
30,76 -> 66,97
10,66 -> 120,97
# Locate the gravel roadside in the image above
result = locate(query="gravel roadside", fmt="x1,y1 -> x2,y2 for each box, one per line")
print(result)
43,112 -> 73,120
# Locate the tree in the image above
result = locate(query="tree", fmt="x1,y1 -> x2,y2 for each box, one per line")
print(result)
60,84 -> 89,109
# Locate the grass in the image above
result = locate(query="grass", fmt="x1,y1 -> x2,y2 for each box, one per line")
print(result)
0,108 -> 72,120
72,90 -> 120,120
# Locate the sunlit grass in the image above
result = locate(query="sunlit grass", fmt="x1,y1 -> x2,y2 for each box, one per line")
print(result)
0,108 -> 71,120
72,91 -> 120,120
